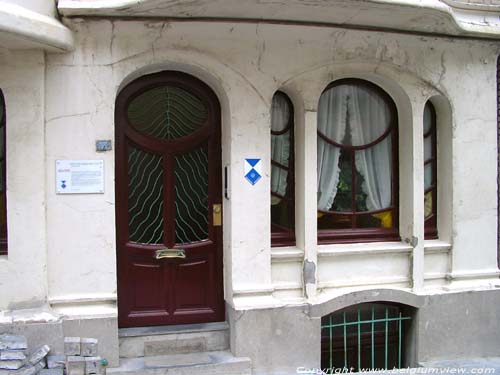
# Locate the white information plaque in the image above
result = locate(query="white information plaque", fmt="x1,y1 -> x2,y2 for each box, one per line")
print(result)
56,160 -> 104,194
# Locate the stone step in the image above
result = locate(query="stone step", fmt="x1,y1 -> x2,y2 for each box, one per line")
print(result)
118,322 -> 229,358
107,351 -> 252,375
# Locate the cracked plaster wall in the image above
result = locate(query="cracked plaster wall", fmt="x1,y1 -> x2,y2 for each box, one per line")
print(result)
0,50 -> 47,311
38,19 -> 500,312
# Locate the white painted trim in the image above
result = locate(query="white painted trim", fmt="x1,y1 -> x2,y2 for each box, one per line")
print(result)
448,269 -> 500,280
49,293 -> 117,305
273,283 -> 302,291
424,272 -> 449,281
232,286 -> 275,297
0,3 -> 74,51
424,240 -> 452,254
318,241 -> 412,257
270,247 -> 304,262
318,276 -> 410,289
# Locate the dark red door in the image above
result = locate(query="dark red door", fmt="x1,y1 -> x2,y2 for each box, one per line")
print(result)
115,71 -> 224,328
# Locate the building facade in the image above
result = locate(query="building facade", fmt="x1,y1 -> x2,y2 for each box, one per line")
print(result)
0,1 -> 500,374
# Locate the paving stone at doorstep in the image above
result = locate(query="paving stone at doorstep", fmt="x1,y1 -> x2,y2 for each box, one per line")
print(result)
39,369 -> 64,375
29,345 -> 50,366
0,350 -> 26,360
84,357 -> 102,375
64,338 -> 81,356
0,335 -> 28,351
81,339 -> 98,357
47,355 -> 65,369
0,360 -> 24,370
66,356 -> 85,375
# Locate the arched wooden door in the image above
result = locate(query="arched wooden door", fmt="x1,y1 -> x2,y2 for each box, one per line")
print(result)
115,71 -> 224,328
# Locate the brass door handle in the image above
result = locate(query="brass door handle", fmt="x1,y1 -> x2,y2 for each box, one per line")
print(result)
155,248 -> 186,259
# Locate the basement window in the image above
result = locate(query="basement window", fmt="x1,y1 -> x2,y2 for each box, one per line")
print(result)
321,303 -> 414,373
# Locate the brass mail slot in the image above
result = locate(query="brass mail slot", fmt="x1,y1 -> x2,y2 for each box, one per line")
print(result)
155,248 -> 186,259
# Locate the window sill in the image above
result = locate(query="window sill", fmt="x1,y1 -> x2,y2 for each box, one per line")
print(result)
270,247 -> 304,262
318,241 -> 412,257
423,239 -> 452,254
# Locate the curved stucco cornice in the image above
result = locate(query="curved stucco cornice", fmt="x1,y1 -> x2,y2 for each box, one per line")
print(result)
0,2 -> 74,51
309,289 -> 426,318
57,0 -> 500,39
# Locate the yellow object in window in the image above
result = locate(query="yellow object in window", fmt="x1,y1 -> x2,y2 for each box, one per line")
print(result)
372,211 -> 392,228
424,191 -> 433,219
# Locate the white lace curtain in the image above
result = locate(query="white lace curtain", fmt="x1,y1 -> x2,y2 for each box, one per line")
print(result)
271,93 -> 291,198
317,84 -> 393,212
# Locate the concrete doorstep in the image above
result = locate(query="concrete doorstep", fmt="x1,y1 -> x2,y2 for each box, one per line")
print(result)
107,351 -> 252,375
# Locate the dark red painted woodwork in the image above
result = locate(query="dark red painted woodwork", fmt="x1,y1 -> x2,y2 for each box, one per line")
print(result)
115,71 -> 224,328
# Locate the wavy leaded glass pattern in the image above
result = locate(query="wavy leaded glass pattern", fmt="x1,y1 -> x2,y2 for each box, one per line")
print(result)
128,145 -> 164,244
127,86 -> 208,140
174,145 -> 209,244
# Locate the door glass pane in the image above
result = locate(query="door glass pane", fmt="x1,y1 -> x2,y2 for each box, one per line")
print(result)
174,145 -> 209,244
127,86 -> 208,140
128,145 -> 164,244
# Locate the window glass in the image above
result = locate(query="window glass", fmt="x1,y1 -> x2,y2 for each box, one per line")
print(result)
424,101 -> 438,238
317,80 -> 398,243
271,92 -> 295,246
0,91 -> 6,255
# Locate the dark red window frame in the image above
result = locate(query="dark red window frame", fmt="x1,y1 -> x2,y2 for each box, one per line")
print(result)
0,91 -> 7,255
424,101 -> 438,240
317,79 -> 399,245
271,91 -> 295,247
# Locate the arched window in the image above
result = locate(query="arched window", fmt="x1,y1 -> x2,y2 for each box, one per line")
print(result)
317,79 -> 399,244
0,91 -> 6,255
270,91 -> 295,246
321,302 -> 414,371
424,101 -> 437,239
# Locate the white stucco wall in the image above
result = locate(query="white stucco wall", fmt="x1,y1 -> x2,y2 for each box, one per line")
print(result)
37,19 -> 500,316
0,50 -> 47,311
0,18 -> 498,319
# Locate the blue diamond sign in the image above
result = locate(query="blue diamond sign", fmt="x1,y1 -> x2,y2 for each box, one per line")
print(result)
244,158 -> 262,185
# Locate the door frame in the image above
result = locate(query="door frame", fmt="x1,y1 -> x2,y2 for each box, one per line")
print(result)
114,70 -> 225,328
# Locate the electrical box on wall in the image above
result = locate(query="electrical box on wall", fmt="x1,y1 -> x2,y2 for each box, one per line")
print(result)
96,140 -> 112,152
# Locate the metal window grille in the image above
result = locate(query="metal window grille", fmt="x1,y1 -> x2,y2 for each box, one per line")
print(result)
321,303 -> 412,373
